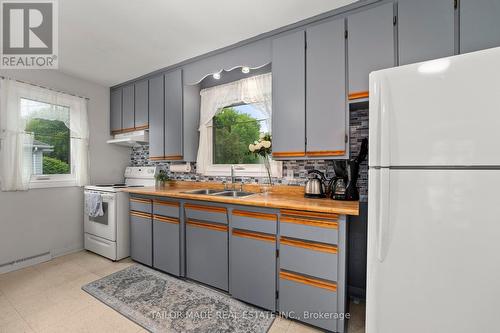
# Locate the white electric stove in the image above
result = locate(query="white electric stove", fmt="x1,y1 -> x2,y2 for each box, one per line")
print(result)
84,166 -> 158,260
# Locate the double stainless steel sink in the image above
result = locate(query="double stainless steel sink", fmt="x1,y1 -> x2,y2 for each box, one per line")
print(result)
182,188 -> 256,198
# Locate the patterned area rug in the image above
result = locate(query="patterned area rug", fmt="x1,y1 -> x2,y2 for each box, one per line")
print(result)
82,265 -> 274,333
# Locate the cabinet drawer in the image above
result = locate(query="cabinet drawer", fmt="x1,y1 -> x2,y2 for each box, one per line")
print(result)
231,210 -> 277,234
130,211 -> 152,266
130,197 -> 152,213
153,200 -> 179,218
279,270 -> 338,332
186,220 -> 228,291
185,203 -> 227,224
281,216 -> 338,245
280,237 -> 338,282
153,215 -> 180,276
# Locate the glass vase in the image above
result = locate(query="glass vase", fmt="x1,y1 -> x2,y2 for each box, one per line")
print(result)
260,155 -> 273,194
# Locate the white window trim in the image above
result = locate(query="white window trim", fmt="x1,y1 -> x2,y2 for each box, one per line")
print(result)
23,97 -> 77,189
203,119 -> 282,178
29,174 -> 77,189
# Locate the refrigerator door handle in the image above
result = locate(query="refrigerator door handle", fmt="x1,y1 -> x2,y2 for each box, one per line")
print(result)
379,81 -> 391,167
377,168 -> 391,262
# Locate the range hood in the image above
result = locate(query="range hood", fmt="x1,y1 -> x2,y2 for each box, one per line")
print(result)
107,130 -> 149,147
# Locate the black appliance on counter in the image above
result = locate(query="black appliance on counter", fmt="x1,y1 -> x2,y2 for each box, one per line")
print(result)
329,138 -> 368,201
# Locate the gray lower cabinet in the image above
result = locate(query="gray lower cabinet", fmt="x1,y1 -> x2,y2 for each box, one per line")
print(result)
122,84 -> 135,130
230,230 -> 276,311
347,2 -> 395,98
134,79 -> 149,129
306,18 -> 346,158
130,211 -> 153,266
272,30 -> 306,159
279,210 -> 345,332
164,69 -> 183,160
148,74 -> 164,159
153,216 -> 180,276
398,0 -> 455,66
110,88 -> 122,134
280,273 -> 338,332
186,220 -> 228,291
460,0 -> 500,54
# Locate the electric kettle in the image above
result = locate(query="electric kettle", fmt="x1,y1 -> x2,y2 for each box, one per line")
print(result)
304,170 -> 326,198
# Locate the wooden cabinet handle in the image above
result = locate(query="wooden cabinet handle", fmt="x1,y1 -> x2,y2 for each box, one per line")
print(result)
232,229 -> 276,243
130,198 -> 151,204
281,216 -> 338,229
153,200 -> 179,207
232,210 -> 277,221
281,209 -> 338,220
348,91 -> 369,100
185,204 -> 227,214
281,237 -> 337,254
272,151 -> 306,158
186,219 -> 228,232
130,211 -> 151,219
280,271 -> 337,292
153,215 -> 179,224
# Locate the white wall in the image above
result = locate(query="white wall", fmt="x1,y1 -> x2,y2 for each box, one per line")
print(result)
0,69 -> 130,264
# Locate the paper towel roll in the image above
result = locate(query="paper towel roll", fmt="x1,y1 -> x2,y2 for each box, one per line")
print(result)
169,163 -> 191,173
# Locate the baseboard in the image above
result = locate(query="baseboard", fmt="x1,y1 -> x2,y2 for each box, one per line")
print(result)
0,252 -> 51,274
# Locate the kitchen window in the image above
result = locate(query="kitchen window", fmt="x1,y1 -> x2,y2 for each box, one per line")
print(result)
0,79 -> 89,191
213,103 -> 269,165
22,98 -> 73,187
197,73 -> 281,177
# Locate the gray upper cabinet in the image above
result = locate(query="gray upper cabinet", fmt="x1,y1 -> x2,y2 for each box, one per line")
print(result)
272,30 -> 306,159
122,84 -> 135,130
134,80 -> 149,129
398,0 -> 455,66
110,88 -> 122,134
148,75 -> 164,159
460,0 -> 500,54
347,3 -> 395,98
164,69 -> 183,160
306,19 -> 346,157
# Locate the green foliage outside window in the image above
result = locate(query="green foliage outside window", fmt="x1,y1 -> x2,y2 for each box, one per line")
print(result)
25,118 -> 71,174
42,156 -> 70,174
213,106 -> 264,164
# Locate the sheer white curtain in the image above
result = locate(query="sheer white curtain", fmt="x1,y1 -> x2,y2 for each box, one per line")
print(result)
196,73 -> 275,175
0,78 -> 90,191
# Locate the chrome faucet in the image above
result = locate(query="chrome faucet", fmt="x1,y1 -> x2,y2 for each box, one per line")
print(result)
230,165 -> 245,190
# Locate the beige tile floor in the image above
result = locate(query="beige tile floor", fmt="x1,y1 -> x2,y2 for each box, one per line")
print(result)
0,250 -> 365,333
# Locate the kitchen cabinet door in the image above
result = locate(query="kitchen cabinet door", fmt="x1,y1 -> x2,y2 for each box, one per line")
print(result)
186,220 -> 228,291
230,230 -> 276,311
130,212 -> 152,266
272,30 -> 306,159
347,3 -> 395,99
122,84 -> 135,131
148,75 -> 164,160
110,88 -> 122,134
398,0 -> 455,65
164,69 -> 183,160
134,79 -> 148,129
306,19 -> 346,157
153,216 -> 180,276
460,0 -> 500,54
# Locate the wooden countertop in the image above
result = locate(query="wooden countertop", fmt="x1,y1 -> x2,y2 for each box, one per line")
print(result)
124,182 -> 359,216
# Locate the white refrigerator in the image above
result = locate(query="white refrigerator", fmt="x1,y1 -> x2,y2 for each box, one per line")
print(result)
366,47 -> 500,333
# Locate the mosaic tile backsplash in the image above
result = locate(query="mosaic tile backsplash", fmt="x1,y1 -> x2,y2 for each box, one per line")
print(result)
130,108 -> 369,202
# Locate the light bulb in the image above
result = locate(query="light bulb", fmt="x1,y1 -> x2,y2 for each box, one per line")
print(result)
213,72 -> 221,80
241,66 -> 250,74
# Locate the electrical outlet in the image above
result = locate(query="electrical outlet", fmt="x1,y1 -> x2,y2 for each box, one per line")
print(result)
286,169 -> 294,180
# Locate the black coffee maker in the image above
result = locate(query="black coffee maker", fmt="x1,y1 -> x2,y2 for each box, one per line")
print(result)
329,138 -> 368,201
